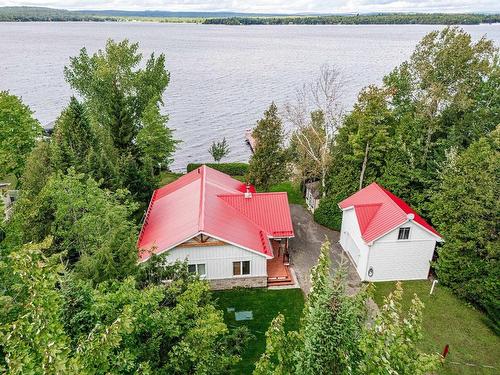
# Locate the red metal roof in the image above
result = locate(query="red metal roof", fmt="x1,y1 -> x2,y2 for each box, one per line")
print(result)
137,165 -> 293,262
339,182 -> 441,243
219,193 -> 294,237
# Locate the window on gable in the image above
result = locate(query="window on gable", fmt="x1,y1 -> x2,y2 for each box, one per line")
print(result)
233,261 -> 250,276
398,227 -> 410,240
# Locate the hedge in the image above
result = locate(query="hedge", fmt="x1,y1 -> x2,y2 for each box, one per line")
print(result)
187,163 -> 249,176
313,197 -> 342,231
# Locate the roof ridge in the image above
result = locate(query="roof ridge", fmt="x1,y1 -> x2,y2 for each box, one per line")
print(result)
217,191 -> 287,198
372,182 -> 407,217
353,202 -> 383,208
198,166 -> 206,231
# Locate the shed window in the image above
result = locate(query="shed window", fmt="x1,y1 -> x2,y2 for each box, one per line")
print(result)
233,261 -> 250,276
188,263 -> 206,277
398,227 -> 410,240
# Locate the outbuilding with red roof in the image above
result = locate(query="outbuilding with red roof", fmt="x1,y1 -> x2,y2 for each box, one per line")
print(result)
138,165 -> 295,289
338,182 -> 443,282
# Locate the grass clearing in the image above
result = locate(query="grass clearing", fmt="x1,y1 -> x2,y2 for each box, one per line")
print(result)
213,288 -> 304,374
158,171 -> 183,186
372,281 -> 500,375
266,181 -> 305,205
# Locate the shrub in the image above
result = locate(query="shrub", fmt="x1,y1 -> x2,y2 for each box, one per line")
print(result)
314,197 -> 342,231
187,162 -> 249,176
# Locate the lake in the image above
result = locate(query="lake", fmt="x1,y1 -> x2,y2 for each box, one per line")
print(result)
1,22 -> 499,171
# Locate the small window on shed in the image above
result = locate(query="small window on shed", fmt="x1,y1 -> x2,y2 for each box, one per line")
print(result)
398,227 -> 410,240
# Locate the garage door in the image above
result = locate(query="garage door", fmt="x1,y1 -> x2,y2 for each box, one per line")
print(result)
343,231 -> 360,266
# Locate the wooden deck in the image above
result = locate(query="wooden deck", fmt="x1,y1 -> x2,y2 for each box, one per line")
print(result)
267,241 -> 294,286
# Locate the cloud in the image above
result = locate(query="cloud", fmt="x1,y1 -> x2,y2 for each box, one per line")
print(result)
1,0 -> 499,13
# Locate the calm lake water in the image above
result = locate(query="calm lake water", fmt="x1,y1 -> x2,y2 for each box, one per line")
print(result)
1,22 -> 499,171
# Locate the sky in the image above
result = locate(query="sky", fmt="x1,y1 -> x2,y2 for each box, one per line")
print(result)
1,0 -> 499,14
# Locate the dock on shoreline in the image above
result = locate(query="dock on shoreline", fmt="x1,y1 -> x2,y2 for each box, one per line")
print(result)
245,128 -> 256,153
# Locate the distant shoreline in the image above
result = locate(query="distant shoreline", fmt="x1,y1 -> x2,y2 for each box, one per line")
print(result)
0,7 -> 499,25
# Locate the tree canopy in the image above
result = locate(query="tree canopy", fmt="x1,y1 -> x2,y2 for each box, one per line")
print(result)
0,91 -> 42,181
248,102 -> 290,189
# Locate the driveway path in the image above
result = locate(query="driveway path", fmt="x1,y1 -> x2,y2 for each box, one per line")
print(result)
288,204 -> 361,294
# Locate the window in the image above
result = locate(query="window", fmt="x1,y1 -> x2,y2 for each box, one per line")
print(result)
398,227 -> 410,240
233,261 -> 250,276
188,263 -> 206,277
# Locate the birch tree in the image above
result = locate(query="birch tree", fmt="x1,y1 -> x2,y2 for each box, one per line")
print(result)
284,64 -> 345,196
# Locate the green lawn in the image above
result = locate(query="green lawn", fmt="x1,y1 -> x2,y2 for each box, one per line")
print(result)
266,182 -> 305,205
158,171 -> 183,186
213,288 -> 305,374
372,281 -> 500,375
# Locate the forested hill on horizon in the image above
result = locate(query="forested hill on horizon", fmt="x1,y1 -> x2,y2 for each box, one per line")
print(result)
1,6 -> 499,24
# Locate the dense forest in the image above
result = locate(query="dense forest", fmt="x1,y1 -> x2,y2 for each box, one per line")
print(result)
0,6 -> 108,22
1,6 -> 499,25
204,13 -> 500,25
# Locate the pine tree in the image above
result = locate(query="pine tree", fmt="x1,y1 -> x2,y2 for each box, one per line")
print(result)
51,97 -> 96,173
297,240 -> 366,375
248,102 -> 289,189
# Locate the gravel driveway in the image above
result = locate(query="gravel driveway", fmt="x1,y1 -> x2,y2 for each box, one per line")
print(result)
288,204 -> 361,294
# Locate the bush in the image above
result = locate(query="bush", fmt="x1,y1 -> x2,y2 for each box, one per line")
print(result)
187,162 -> 249,176
314,197 -> 342,230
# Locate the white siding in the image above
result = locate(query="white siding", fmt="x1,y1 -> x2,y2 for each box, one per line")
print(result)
339,209 -> 369,278
165,244 -> 267,280
306,189 -> 319,212
365,221 -> 437,281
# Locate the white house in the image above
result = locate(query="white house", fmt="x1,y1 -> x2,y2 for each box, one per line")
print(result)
338,182 -> 443,282
137,165 -> 295,289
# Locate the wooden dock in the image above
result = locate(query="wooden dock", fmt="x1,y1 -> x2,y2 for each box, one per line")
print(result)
245,128 -> 256,153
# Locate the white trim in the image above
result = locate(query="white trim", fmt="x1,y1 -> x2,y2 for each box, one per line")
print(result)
201,231 -> 273,259
365,218 -> 442,245
139,230 -> 273,263
138,233 -> 200,264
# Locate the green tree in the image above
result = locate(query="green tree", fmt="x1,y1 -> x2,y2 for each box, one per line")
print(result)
255,240 -> 366,375
359,283 -> 440,374
64,39 -> 169,153
1,239 -> 247,374
64,39 -> 176,202
136,100 -> 177,172
0,91 -> 42,182
19,140 -> 53,199
51,97 -> 97,173
7,170 -> 138,284
253,314 -> 300,375
430,127 -> 499,330
297,240 -> 366,375
380,26 -> 498,211
208,137 -> 230,163
345,86 -> 394,190
248,103 -> 290,189
0,238 -> 74,374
